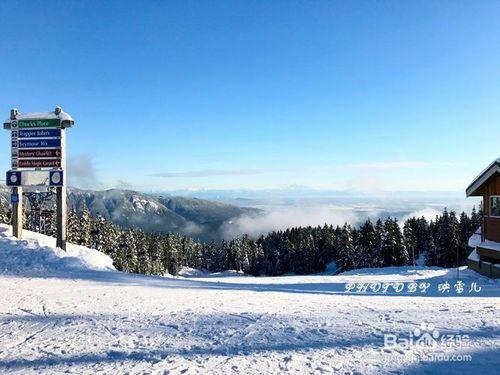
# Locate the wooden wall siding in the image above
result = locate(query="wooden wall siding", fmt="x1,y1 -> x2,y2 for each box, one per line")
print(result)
483,175 -> 500,242
485,218 -> 500,242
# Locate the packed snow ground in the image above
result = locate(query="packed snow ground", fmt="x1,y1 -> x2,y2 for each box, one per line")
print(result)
0,225 -> 498,374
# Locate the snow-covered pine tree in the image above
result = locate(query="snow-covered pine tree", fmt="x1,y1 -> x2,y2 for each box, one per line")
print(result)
182,236 -> 202,270
0,201 -> 8,224
427,209 -> 462,268
280,232 -> 296,275
372,219 -> 385,267
245,235 -> 264,276
296,231 -> 315,274
337,224 -> 357,272
315,224 -> 337,271
134,229 -> 150,274
147,233 -> 165,275
403,221 -> 417,266
381,218 -> 409,266
458,212 -> 472,265
67,208 -> 80,244
258,232 -> 281,276
116,229 -> 138,273
201,241 -> 217,271
90,215 -> 106,251
164,233 -> 182,275
470,206 -> 483,234
78,202 -> 92,247
237,235 -> 252,273
357,219 -> 376,268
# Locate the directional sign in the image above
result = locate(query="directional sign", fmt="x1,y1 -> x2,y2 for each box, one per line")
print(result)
17,159 -> 61,168
6,171 -> 21,186
11,118 -> 61,129
18,139 -> 61,148
18,129 -> 61,138
18,149 -> 61,158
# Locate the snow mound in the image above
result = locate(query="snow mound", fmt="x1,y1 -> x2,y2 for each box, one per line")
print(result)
175,268 -> 249,278
0,224 -> 115,276
177,267 -> 209,277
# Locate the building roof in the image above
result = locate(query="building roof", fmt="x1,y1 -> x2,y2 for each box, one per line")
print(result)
466,158 -> 500,197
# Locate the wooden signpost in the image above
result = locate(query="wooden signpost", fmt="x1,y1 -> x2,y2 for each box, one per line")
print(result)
4,107 -> 74,250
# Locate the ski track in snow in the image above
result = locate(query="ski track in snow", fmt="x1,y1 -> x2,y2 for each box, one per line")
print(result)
0,225 -> 498,374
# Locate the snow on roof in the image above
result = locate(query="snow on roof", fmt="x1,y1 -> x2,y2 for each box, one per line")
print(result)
478,240 -> 500,252
468,249 -> 480,262
468,233 -> 483,248
466,158 -> 500,196
4,109 -> 73,124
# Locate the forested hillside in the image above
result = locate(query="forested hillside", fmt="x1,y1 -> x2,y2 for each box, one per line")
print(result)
0,200 -> 482,277
0,185 -> 260,241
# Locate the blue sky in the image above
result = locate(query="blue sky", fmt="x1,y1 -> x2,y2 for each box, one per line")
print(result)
0,1 -> 499,192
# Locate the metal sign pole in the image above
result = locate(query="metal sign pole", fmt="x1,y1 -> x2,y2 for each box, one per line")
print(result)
11,186 -> 22,238
56,186 -> 66,250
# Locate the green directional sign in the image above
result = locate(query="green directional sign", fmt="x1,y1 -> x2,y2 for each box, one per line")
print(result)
11,118 -> 61,129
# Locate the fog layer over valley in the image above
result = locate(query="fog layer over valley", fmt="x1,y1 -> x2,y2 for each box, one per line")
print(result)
0,185 -> 479,241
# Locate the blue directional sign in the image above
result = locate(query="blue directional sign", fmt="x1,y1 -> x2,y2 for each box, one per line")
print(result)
6,171 -> 21,186
18,139 -> 61,148
50,170 -> 64,186
18,129 -> 61,138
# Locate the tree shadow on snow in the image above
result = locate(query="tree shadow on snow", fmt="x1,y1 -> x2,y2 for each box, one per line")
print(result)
4,266 -> 499,298
0,312 -> 498,372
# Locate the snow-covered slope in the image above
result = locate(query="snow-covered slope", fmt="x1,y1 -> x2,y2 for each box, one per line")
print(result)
0,224 -> 114,276
0,227 -> 498,374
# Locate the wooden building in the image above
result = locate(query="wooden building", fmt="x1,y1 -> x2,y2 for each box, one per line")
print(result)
466,158 -> 500,278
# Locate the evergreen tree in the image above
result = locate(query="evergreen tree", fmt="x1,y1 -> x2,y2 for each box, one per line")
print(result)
336,224 -> 357,272
78,202 -> 92,246
357,220 -> 376,268
147,233 -> 165,275
403,221 -> 417,266
116,229 -> 138,273
67,208 -> 80,244
426,209 -> 462,267
0,201 -> 8,224
135,229 -> 150,274
470,206 -> 482,234
381,218 -> 409,266
371,219 -> 385,267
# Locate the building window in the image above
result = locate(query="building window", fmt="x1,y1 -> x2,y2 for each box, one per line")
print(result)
491,196 -> 500,217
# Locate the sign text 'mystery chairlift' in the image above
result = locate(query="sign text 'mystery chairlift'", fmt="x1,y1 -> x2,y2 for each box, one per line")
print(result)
4,107 -> 74,250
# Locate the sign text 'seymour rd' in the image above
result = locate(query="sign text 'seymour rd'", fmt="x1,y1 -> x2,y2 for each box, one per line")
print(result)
17,139 -> 61,148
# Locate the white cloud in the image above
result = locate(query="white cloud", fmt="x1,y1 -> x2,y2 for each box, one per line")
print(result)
400,208 -> 442,224
67,154 -> 102,189
150,161 -> 459,179
220,205 -> 363,239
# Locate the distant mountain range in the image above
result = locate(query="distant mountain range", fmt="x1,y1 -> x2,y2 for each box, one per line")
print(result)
0,186 -> 261,241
